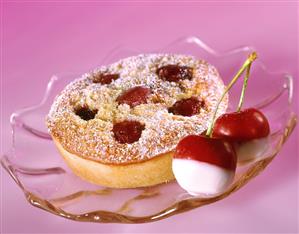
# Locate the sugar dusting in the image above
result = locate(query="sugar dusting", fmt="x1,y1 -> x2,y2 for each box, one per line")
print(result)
47,54 -> 228,164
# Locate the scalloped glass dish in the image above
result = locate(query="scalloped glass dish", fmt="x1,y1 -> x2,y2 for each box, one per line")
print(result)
1,36 -> 297,223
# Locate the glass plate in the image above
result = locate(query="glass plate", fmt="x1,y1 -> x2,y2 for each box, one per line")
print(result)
1,36 -> 297,223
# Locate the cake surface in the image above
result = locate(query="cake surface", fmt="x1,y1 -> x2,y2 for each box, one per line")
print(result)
47,54 -> 228,165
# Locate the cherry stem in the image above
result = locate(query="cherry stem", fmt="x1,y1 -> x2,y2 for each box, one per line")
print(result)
237,63 -> 251,112
206,52 -> 257,137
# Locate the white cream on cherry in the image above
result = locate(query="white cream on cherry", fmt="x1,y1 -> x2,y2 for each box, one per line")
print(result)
172,159 -> 235,196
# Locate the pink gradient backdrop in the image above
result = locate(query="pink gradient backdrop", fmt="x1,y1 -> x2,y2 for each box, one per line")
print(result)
1,1 -> 298,233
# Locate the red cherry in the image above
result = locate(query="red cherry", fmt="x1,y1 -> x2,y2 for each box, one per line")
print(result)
116,86 -> 151,108
212,108 -> 270,141
156,65 -> 193,82
92,73 -> 119,84
112,120 -> 145,144
175,135 -> 237,171
168,97 -> 204,117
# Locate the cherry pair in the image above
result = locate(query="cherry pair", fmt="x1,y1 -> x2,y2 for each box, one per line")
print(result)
173,52 -> 270,196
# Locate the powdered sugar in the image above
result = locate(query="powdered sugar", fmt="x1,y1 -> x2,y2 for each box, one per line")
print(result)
47,54 -> 228,164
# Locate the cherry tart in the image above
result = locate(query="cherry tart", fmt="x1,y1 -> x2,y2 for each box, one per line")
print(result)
47,54 -> 228,188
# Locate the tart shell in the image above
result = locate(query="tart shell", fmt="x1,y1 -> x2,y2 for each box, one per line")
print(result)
53,137 -> 175,188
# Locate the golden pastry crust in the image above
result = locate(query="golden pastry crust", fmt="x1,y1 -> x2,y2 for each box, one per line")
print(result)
47,54 -> 228,166
53,137 -> 175,188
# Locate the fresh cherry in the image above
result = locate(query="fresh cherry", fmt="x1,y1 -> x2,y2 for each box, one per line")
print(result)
116,86 -> 151,108
175,135 -> 237,170
156,65 -> 193,82
168,97 -> 204,116
172,52 -> 259,196
112,120 -> 145,144
173,135 -> 237,196
212,108 -> 270,141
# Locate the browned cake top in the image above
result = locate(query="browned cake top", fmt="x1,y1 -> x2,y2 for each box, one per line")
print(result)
47,54 -> 228,164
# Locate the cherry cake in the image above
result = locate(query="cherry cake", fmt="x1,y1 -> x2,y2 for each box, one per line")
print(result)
46,54 -> 228,188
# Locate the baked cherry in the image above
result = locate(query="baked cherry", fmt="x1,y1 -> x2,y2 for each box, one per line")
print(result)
168,97 -> 204,116
212,108 -> 270,141
173,135 -> 237,196
116,86 -> 151,108
112,120 -> 145,144
75,106 -> 97,121
92,73 -> 119,84
156,65 -> 193,82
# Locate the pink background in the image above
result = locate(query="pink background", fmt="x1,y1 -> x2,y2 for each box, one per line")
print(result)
1,1 -> 298,233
